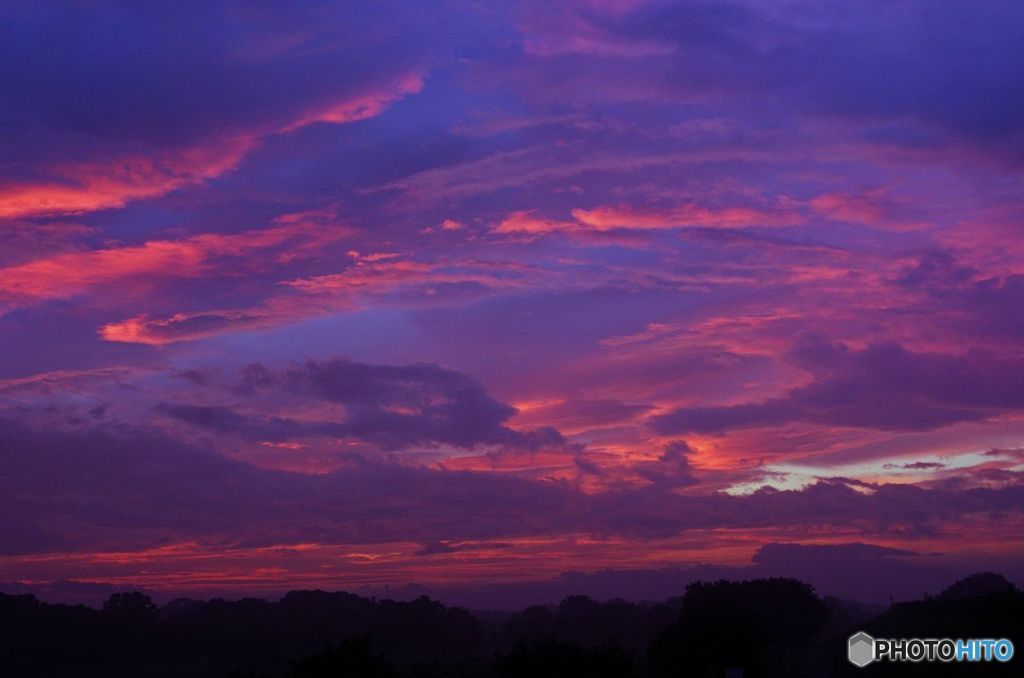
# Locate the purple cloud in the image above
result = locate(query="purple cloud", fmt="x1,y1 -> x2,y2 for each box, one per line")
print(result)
651,339 -> 1024,433
3,412 -> 1021,557
160,358 -> 567,452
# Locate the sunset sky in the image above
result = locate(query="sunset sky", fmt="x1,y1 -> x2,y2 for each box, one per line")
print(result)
2,1 -> 1023,604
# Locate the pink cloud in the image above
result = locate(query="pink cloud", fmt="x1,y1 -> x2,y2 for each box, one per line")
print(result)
0,76 -> 424,220
492,202 -> 802,236
810,189 -> 929,231
0,138 -> 254,220
0,214 -> 352,304
100,257 -> 541,345
572,203 -> 803,230
516,1 -> 675,58
280,74 -> 424,132
492,210 -> 579,235
100,309 -> 282,346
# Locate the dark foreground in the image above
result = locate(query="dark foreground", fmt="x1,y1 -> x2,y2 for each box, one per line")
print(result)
1,573 -> 1020,677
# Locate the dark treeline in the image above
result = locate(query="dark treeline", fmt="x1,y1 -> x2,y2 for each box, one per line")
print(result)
0,573 -> 1020,677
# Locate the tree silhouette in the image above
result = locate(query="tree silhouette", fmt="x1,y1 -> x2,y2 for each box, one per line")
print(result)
496,638 -> 634,678
291,635 -> 397,678
649,577 -> 828,677
0,573 -> 1015,677
102,591 -> 158,623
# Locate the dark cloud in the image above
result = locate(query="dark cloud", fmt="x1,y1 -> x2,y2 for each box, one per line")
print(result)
897,250 -> 978,291
414,540 -> 513,557
0,579 -> 120,608
573,456 -> 605,476
749,542 -> 953,603
0,411 -> 577,555
171,368 -> 219,387
156,403 -> 319,442
898,250 -> 1024,342
3,415 -> 1021,558
160,358 -> 567,452
377,541 -> 1022,607
632,440 -> 698,489
0,1 -> 472,224
651,339 -> 1024,434
282,358 -> 568,451
522,0 -> 1024,163
0,2 -> 434,149
659,440 -> 693,462
753,541 -> 916,565
885,461 -> 945,471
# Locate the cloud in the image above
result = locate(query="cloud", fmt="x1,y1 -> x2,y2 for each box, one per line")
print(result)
492,202 -> 801,236
99,256 -> 539,345
407,541 -> 979,607
4,413 -> 1019,557
659,440 -> 694,462
159,358 -> 568,453
411,540 -> 978,610
0,412 -> 579,555
414,540 -> 513,557
3,410 -> 1021,562
891,461 -> 945,471
571,203 -> 801,230
280,74 -> 424,133
512,398 -> 653,433
0,139 -> 255,219
651,339 -> 1024,434
507,0 -> 1024,164
100,310 -> 280,345
286,359 -> 568,451
810,190 -> 928,231
749,542 -> 955,603
897,250 -> 1024,343
0,3 -> 433,218
0,214 -> 352,304
632,440 -> 699,489
156,403 -> 315,443
493,210 -> 579,235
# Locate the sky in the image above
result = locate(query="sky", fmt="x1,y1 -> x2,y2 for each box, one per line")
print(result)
2,0 -> 1024,605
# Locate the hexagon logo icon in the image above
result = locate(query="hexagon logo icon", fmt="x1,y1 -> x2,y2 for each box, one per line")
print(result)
848,631 -> 875,668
